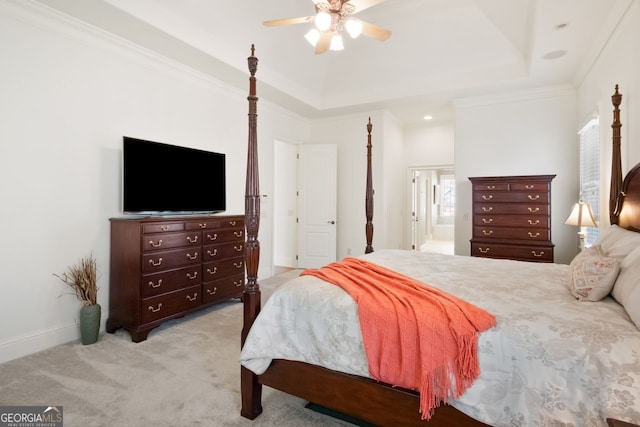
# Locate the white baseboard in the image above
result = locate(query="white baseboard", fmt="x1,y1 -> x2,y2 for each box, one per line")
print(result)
0,317 -> 106,364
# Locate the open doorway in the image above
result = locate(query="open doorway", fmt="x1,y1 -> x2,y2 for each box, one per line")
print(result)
408,166 -> 455,255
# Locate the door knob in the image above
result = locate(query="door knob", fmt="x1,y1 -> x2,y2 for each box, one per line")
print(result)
328,220 -> 335,224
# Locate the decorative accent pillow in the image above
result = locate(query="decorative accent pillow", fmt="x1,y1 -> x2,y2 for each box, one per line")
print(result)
567,245 -> 621,301
611,246 -> 640,329
592,224 -> 640,258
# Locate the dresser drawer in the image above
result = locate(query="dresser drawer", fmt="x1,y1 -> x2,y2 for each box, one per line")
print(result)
471,242 -> 553,262
473,215 -> 549,228
472,182 -> 509,192
510,182 -> 550,191
141,265 -> 201,298
203,241 -> 244,261
203,274 -> 244,303
203,228 -> 244,244
474,192 -> 548,204
141,285 -> 201,324
142,231 -> 201,252
473,226 -> 550,241
142,222 -> 185,234
142,247 -> 201,273
474,204 -> 550,215
203,257 -> 245,281
185,217 -> 244,230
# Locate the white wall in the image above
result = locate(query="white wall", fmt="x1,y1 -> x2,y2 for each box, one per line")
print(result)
310,112 -> 386,259
454,86 -> 579,264
403,122 -> 456,247
577,1 -> 640,221
0,2 -> 309,363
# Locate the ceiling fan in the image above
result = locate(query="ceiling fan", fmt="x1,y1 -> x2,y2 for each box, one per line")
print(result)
264,0 -> 391,54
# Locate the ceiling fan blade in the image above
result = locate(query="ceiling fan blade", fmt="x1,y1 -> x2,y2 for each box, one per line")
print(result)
361,20 -> 391,41
263,16 -> 313,27
346,0 -> 385,13
315,32 -> 332,54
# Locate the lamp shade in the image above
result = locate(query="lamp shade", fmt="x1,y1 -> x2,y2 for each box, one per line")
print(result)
565,201 -> 598,227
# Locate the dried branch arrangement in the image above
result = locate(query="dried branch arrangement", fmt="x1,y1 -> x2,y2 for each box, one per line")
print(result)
54,255 -> 99,306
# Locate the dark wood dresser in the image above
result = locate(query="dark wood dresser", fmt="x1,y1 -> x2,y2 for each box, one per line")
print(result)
107,214 -> 245,342
469,175 -> 555,263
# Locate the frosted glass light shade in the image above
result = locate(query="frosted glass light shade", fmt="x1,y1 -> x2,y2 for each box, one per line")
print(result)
345,18 -> 363,38
330,34 -> 344,51
314,11 -> 331,31
305,29 -> 320,46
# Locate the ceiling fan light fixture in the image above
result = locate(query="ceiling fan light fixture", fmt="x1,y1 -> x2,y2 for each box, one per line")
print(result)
304,29 -> 320,47
330,34 -> 344,51
314,11 -> 332,32
345,18 -> 363,38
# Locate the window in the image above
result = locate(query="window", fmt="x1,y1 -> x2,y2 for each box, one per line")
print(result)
579,117 -> 600,246
439,175 -> 455,219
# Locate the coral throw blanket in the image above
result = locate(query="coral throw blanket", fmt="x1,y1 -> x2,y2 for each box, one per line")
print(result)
301,257 -> 496,420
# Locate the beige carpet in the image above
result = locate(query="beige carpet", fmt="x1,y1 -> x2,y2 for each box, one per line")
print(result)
0,269 -> 353,427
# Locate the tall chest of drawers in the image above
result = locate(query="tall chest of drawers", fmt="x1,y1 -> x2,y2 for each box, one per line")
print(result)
107,215 -> 245,342
469,175 -> 555,263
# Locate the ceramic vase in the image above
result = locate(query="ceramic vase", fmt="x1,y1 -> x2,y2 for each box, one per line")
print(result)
80,304 -> 101,345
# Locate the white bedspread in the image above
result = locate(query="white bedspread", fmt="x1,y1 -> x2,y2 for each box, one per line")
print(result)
240,249 -> 640,426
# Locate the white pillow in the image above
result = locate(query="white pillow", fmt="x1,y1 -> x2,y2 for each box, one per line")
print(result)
592,224 -> 640,259
611,245 -> 640,329
567,245 -> 620,302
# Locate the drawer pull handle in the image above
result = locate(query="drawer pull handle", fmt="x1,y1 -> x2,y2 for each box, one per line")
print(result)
478,247 -> 490,253
187,252 -> 198,260
207,287 -> 217,295
186,293 -> 198,302
207,249 -> 218,257
481,207 -> 493,212
207,267 -> 218,275
532,251 -> 545,257
482,230 -> 493,236
186,272 -> 198,280
234,245 -> 243,252
161,225 -> 170,231
148,279 -> 162,289
149,239 -> 163,248
235,280 -> 243,287
525,185 -> 534,189
234,261 -> 244,268
199,223 -> 207,228
528,219 -> 540,225
187,235 -> 199,243
528,232 -> 540,238
149,258 -> 162,267
485,185 -> 495,190
482,195 -> 493,200
148,303 -> 162,313
528,194 -> 540,200
229,221 -> 237,226
234,231 -> 244,238
528,207 -> 540,213
482,218 -> 493,224
208,233 -> 218,241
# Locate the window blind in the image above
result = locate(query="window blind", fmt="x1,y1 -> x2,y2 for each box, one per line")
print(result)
579,117 -> 600,245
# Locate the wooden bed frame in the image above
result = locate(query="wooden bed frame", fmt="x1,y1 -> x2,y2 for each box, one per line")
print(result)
239,46 -> 638,425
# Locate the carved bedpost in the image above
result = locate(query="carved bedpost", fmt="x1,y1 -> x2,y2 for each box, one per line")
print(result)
241,44 -> 263,420
365,117 -> 374,254
610,85 -> 623,225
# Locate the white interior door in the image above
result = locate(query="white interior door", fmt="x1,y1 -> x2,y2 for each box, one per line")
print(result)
297,144 -> 337,268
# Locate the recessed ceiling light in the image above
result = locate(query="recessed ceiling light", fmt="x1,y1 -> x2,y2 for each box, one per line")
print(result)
542,50 -> 567,60
423,115 -> 433,121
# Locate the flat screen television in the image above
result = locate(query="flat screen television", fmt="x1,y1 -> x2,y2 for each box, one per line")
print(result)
122,136 -> 226,215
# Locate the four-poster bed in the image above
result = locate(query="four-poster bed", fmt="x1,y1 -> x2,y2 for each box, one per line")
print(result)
240,45 -> 640,426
